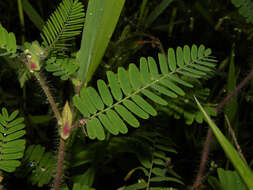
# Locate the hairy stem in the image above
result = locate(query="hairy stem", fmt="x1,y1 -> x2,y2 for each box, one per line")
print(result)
19,57 -> 65,189
193,69 -> 253,189
192,129 -> 212,189
53,139 -> 65,190
33,72 -> 62,123
33,72 -> 66,190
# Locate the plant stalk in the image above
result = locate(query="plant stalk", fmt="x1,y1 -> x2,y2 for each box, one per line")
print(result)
33,72 -> 62,123
19,56 -> 65,190
53,139 -> 65,190
17,0 -> 25,44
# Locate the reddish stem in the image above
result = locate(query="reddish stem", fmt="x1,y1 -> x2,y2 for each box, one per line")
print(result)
53,139 -> 65,190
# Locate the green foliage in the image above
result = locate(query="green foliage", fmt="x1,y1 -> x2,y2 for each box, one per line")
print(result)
3,0 -> 253,189
159,87 -> 216,125
22,145 -> 56,187
74,45 -> 216,140
45,57 -> 79,80
0,108 -> 26,172
77,0 -> 125,85
208,168 -> 247,190
0,24 -> 17,57
121,130 -> 183,189
40,0 -> 85,52
231,0 -> 253,24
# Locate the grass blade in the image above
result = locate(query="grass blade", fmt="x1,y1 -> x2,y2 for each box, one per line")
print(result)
78,0 -> 125,86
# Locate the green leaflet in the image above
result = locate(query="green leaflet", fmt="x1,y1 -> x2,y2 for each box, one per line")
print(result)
107,71 -> 123,101
148,57 -> 160,79
168,48 -> 177,71
115,104 -> 139,128
45,57 -> 79,80
74,45 -> 216,140
98,114 -> 118,135
129,64 -> 142,90
97,80 -> 113,106
87,118 -> 105,140
158,53 -> 169,74
86,87 -> 104,111
118,67 -> 133,95
141,89 -> 168,106
176,47 -> 184,67
0,108 -> 26,172
123,99 -> 149,119
106,110 -> 128,134
132,95 -> 157,116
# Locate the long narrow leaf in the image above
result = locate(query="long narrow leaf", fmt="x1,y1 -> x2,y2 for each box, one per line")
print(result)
78,0 -> 125,86
145,0 -> 174,27
22,0 -> 44,30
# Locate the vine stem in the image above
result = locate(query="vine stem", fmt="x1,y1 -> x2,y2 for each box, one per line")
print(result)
53,139 -> 65,190
193,69 -> 253,189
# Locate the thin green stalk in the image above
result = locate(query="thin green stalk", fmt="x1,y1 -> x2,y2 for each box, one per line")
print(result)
17,0 -> 25,44
168,8 -> 177,37
146,157 -> 154,190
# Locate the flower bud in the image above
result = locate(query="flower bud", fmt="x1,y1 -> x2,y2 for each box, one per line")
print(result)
60,101 -> 72,140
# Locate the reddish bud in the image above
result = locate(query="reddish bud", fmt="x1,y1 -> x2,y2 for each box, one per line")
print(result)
60,101 -> 72,140
30,62 -> 37,69
62,120 -> 71,137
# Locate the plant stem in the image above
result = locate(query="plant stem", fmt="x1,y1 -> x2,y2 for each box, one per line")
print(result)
18,53 -> 65,190
33,72 -> 62,123
146,157 -> 154,190
192,129 -> 212,190
53,139 -> 65,190
33,72 -> 66,190
193,69 -> 253,189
